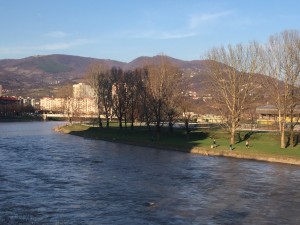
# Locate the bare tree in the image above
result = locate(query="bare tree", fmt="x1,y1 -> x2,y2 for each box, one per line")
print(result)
111,67 -> 127,129
206,42 -> 263,145
145,55 -> 181,138
99,71 -> 113,128
165,69 -> 182,133
263,30 -> 300,148
71,97 -> 84,122
125,68 -> 145,130
86,63 -> 109,128
179,96 -> 195,139
55,84 -> 73,124
138,71 -> 153,130
288,89 -> 300,147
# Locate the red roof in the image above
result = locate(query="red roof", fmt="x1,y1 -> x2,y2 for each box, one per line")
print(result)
0,96 -> 18,101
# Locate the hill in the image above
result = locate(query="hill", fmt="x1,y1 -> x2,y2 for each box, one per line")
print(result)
0,54 -> 126,97
0,54 -> 209,98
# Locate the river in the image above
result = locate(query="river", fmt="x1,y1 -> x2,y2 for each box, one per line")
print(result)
0,122 -> 300,224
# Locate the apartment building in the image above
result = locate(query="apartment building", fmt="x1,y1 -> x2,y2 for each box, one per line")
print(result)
40,97 -> 65,112
73,83 -> 95,98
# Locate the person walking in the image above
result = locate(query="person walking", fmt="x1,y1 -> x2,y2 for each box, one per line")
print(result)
246,140 -> 249,149
213,139 -> 217,148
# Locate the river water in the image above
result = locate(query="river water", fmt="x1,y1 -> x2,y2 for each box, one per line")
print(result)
0,122 -> 300,224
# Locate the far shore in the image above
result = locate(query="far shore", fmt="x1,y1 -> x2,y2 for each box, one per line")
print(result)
55,124 -> 300,166
0,117 -> 43,122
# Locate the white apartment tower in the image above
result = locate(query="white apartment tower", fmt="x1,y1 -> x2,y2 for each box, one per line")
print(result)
73,83 -> 95,98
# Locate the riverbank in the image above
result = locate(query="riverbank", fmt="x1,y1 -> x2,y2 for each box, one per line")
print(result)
189,147 -> 300,165
0,115 -> 43,122
56,124 -> 300,166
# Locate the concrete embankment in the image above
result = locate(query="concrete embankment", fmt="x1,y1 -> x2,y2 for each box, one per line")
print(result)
190,147 -> 300,166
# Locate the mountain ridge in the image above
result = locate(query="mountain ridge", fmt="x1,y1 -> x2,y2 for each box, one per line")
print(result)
0,54 -> 208,97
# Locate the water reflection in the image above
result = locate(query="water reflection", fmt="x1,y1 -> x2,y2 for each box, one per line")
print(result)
0,122 -> 300,224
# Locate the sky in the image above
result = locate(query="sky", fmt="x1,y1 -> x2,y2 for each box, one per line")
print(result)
1,0 -> 300,62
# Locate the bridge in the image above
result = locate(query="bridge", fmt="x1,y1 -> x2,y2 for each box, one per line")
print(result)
42,113 -> 99,120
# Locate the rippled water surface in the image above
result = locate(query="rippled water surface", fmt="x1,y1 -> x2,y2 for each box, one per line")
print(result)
1,122 -> 300,224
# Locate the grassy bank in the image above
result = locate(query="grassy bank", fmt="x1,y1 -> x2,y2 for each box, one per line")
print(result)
57,123 -> 300,165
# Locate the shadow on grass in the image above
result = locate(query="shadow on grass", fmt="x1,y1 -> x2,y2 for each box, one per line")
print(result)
67,125 -> 210,153
236,131 -> 256,144
63,124 -> 300,159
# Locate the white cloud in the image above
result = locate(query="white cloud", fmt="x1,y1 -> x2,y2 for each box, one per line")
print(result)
38,39 -> 91,50
44,31 -> 69,38
123,29 -> 196,40
121,10 -> 234,40
0,47 -> 25,55
0,39 -> 92,55
189,11 -> 234,28
152,31 -> 196,40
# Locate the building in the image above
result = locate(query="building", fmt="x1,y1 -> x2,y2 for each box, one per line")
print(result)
0,96 -> 20,105
256,105 -> 300,125
18,97 -> 36,107
40,82 -> 98,115
39,97 -> 97,114
197,114 -> 226,123
71,97 -> 98,115
40,97 -> 65,112
73,83 -> 95,98
256,105 -> 278,124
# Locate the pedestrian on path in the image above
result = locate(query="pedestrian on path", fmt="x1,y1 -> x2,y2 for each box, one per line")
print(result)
213,139 -> 217,148
246,140 -> 249,149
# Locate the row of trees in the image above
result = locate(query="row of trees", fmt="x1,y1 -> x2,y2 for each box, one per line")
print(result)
86,56 -> 185,138
206,30 -> 300,148
85,29 -> 299,148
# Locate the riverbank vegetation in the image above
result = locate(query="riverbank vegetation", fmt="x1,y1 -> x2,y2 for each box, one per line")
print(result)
79,29 -> 300,150
58,123 -> 300,165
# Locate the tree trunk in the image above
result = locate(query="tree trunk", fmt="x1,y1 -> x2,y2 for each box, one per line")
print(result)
237,132 -> 242,143
230,123 -> 235,145
278,111 -> 282,134
156,121 -> 161,133
119,117 -> 123,129
169,121 -> 173,133
280,124 -> 285,148
278,111 -> 285,148
290,111 -> 295,147
147,122 -> 151,131
185,119 -> 190,140
156,120 -> 161,141
68,117 -> 72,125
130,112 -> 134,130
290,129 -> 294,147
130,116 -> 134,130
98,114 -> 103,128
105,114 -> 110,128
156,102 -> 161,136
124,114 -> 127,129
130,106 -> 135,130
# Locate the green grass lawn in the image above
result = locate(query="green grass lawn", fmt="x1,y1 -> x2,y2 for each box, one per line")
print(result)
59,123 -> 300,162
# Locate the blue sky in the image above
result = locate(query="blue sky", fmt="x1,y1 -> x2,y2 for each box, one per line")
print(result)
1,0 -> 300,62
